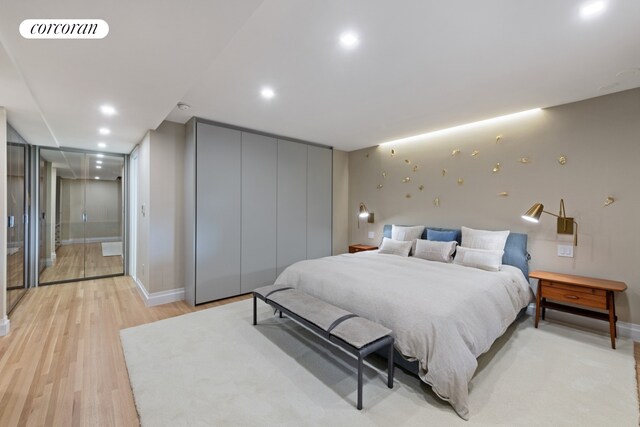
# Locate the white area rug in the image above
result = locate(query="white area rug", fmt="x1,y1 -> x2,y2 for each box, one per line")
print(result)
120,300 -> 639,426
101,241 -> 122,257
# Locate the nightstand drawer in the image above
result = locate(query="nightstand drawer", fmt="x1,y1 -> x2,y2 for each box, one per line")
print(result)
545,281 -> 606,297
541,285 -> 607,310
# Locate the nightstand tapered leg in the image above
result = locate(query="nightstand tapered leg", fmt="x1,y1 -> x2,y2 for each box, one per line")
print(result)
612,295 -> 617,338
535,281 -> 542,328
608,292 -> 616,349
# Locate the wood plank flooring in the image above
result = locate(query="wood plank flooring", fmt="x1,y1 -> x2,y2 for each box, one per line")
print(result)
0,277 -> 249,426
39,243 -> 124,284
0,277 -> 638,426
636,342 -> 640,415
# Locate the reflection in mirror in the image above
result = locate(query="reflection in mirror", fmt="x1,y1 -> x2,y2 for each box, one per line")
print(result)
6,141 -> 27,312
38,149 -> 124,284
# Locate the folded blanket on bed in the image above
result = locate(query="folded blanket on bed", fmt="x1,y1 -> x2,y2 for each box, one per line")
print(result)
275,251 -> 532,419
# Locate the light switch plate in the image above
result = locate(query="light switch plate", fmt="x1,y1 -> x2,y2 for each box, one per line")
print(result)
557,244 -> 574,258
368,231 -> 375,239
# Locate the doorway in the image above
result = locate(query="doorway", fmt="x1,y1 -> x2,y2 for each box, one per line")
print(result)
38,148 -> 125,284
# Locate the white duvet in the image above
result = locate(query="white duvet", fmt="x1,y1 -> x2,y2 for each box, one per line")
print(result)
274,251 -> 532,420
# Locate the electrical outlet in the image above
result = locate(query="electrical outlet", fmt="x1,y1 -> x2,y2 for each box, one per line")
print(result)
557,245 -> 574,258
368,231 -> 375,239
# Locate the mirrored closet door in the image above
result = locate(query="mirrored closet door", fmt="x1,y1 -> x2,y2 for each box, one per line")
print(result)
6,142 -> 28,312
38,148 -> 124,284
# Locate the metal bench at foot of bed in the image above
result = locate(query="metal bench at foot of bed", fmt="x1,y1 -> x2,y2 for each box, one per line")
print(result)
253,284 -> 394,410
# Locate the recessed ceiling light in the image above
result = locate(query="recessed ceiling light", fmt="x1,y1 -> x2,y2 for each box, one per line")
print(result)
177,102 -> 191,111
98,127 -> 110,135
97,154 -> 104,158
96,160 -> 103,164
100,105 -> 116,116
260,87 -> 275,99
339,31 -> 360,49
97,142 -> 107,148
580,1 -> 606,19
95,176 -> 100,180
96,165 -> 102,169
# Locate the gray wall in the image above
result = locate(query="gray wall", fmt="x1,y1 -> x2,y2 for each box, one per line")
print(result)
135,121 -> 186,295
348,88 -> 640,325
332,149 -> 349,255
136,132 -> 150,292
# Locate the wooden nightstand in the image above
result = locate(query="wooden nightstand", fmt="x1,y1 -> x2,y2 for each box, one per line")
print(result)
529,270 -> 627,349
349,244 -> 378,254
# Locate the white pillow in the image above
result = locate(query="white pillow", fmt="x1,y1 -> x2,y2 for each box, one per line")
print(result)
461,226 -> 510,251
453,246 -> 504,271
391,225 -> 425,254
378,237 -> 412,257
413,239 -> 457,263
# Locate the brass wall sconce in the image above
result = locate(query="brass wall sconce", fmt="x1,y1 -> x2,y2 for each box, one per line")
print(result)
522,198 -> 578,246
358,202 -> 374,228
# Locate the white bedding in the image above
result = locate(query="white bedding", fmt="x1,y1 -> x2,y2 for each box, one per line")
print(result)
274,251 -> 532,419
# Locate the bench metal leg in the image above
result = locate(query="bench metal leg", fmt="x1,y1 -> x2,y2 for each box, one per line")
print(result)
387,342 -> 394,389
253,294 -> 257,325
279,310 -> 283,318
357,354 -> 363,410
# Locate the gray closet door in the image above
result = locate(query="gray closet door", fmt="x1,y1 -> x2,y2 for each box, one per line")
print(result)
196,123 -> 241,303
184,119 -> 197,305
241,133 -> 277,293
306,146 -> 332,259
276,140 -> 307,276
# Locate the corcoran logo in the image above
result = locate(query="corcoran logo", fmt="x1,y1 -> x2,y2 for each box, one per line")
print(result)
19,19 -> 109,39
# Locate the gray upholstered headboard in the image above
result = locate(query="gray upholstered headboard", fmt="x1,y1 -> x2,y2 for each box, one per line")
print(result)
382,225 -> 530,278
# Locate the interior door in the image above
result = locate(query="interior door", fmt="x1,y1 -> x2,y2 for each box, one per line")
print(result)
38,149 -> 86,283
38,156 -> 46,274
196,123 -> 241,303
38,149 -> 125,284
6,142 -> 28,312
84,152 -> 124,278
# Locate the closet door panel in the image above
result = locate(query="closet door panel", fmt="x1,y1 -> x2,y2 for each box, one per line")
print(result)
276,140 -> 307,276
196,123 -> 241,303
241,133 -> 277,293
307,146 -> 332,259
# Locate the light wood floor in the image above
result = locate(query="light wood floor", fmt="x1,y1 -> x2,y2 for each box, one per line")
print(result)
636,342 -> 640,415
0,277 -> 638,426
0,276 -> 249,426
39,243 -> 124,283
6,249 -> 26,312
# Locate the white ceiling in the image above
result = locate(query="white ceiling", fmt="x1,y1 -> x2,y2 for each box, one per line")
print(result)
39,149 -> 124,181
1,0 -> 639,153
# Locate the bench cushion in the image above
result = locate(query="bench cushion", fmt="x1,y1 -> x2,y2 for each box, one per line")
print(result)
268,290 -> 351,332
255,284 -> 393,350
253,284 -> 293,299
331,317 -> 392,349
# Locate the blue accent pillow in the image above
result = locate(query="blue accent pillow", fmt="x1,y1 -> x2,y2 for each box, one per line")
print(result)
427,229 -> 458,242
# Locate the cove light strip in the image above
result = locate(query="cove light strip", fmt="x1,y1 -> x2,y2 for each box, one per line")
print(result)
378,108 -> 543,146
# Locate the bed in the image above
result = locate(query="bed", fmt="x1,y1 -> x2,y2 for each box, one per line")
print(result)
274,225 -> 532,420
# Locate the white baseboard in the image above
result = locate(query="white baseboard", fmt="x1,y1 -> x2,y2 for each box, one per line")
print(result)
0,316 -> 10,337
61,236 -> 122,245
134,277 -> 184,307
526,303 -> 640,342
